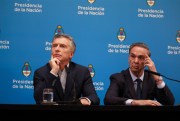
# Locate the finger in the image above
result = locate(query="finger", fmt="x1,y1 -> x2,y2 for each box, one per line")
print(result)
144,57 -> 149,64
144,54 -> 149,59
54,58 -> 60,65
151,101 -> 161,106
51,55 -> 54,60
154,101 -> 161,106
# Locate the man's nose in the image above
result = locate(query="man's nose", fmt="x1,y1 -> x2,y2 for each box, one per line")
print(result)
134,57 -> 139,63
55,45 -> 60,50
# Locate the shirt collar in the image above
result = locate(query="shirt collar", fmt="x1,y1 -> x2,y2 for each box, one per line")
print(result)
58,63 -> 69,76
129,68 -> 144,82
67,63 -> 70,68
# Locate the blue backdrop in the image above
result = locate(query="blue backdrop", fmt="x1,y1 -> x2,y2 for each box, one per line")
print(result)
0,0 -> 180,105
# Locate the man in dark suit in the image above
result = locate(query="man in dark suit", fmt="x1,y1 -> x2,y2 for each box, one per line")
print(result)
104,42 -> 175,106
33,34 -> 100,105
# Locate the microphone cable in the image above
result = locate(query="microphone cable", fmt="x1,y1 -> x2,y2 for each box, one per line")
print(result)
145,70 -> 180,83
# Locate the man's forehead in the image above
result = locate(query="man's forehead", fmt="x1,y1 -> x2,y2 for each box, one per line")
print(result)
53,38 -> 68,43
131,46 -> 148,53
130,50 -> 147,57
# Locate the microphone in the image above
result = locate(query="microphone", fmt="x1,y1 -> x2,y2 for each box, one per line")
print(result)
65,65 -> 76,102
145,70 -> 161,76
52,78 -> 57,86
53,65 -> 81,105
145,69 -> 180,82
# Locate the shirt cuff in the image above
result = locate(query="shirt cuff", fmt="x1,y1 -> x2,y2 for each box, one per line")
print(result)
50,70 -> 58,77
125,99 -> 133,105
157,81 -> 165,89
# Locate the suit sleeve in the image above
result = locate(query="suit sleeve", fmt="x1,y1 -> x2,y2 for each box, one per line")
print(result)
104,73 -> 128,105
81,68 -> 100,105
33,68 -> 58,104
155,85 -> 175,105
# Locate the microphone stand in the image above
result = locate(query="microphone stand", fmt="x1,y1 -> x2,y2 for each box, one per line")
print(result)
145,70 -> 180,82
58,65 -> 81,105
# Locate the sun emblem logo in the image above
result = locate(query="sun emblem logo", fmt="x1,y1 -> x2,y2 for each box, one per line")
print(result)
88,0 -> 95,4
22,62 -> 31,77
54,25 -> 64,35
176,30 -> 180,43
147,0 -> 155,7
117,28 -> 126,42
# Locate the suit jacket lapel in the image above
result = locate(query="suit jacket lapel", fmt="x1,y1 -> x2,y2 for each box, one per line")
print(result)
124,70 -> 137,99
54,78 -> 64,100
64,65 -> 74,100
46,63 -> 64,100
141,73 -> 149,99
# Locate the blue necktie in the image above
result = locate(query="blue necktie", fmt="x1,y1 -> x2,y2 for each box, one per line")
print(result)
136,79 -> 142,99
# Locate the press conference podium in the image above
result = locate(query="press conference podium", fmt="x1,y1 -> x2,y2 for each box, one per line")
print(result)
1,104 -> 180,120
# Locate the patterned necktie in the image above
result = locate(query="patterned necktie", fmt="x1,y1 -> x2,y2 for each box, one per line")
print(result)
136,78 -> 142,99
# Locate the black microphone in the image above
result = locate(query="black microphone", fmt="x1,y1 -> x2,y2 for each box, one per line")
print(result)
145,69 -> 180,82
52,78 -> 58,86
54,65 -> 81,105
145,70 -> 161,76
65,65 -> 77,103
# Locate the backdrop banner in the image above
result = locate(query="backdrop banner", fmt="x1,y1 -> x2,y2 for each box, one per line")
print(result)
0,0 -> 180,105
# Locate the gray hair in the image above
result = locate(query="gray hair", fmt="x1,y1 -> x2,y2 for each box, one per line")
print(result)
129,42 -> 151,57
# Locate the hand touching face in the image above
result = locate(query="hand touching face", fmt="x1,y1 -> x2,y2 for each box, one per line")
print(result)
49,55 -> 60,74
144,54 -> 157,72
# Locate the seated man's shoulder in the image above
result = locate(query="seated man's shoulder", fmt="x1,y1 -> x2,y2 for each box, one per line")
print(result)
70,62 -> 88,70
35,63 -> 49,72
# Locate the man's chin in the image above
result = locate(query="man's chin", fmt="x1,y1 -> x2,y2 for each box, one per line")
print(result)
131,68 -> 139,71
131,69 -> 141,74
53,56 -> 61,60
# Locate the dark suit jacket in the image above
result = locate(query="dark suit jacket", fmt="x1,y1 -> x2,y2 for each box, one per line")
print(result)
33,61 -> 100,105
104,68 -> 175,105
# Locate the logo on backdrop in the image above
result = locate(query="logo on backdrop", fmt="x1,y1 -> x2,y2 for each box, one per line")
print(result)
167,30 -> 180,55
117,28 -> 126,42
22,62 -> 31,77
54,25 -> 64,35
87,64 -> 104,91
88,64 -> 95,78
107,27 -> 129,54
138,0 -> 164,19
88,0 -> 95,4
147,0 -> 155,7
176,30 -> 180,43
77,1 -> 105,16
45,25 -> 64,51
